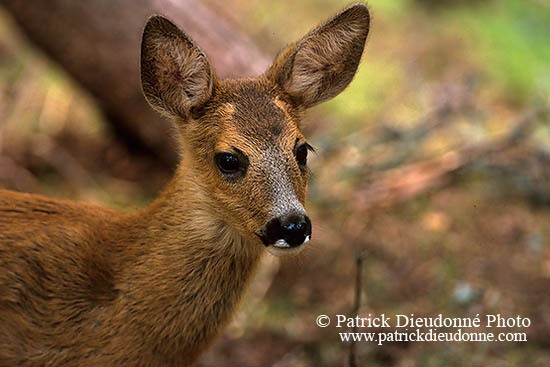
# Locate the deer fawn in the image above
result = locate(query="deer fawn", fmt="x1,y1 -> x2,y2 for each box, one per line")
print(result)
0,4 -> 369,366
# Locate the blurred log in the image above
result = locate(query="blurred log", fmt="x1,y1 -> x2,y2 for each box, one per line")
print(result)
0,0 -> 271,168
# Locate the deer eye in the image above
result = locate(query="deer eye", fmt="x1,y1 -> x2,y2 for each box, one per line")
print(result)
296,145 -> 307,166
215,153 -> 241,174
296,143 -> 313,167
214,149 -> 249,179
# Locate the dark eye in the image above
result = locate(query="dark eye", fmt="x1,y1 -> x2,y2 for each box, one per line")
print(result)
215,153 -> 241,174
296,144 -> 308,166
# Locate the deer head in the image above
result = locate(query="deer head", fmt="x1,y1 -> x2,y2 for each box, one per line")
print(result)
140,4 -> 370,255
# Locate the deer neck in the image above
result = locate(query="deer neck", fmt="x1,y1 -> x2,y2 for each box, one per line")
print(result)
115,155 -> 265,362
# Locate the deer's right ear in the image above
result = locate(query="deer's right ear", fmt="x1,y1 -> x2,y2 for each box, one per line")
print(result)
141,15 -> 215,119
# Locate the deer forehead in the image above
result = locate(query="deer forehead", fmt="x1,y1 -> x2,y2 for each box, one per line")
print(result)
212,82 -> 302,153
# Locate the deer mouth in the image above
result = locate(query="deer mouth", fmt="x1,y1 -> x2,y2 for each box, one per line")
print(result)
257,232 -> 311,256
267,236 -> 310,256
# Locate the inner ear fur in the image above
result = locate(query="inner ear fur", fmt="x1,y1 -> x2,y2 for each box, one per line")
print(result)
267,3 -> 370,108
141,15 -> 216,119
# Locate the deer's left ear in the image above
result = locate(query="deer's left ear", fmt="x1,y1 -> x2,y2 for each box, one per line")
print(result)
267,4 -> 370,108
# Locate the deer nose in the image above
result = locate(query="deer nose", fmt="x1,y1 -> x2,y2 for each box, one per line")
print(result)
261,213 -> 312,248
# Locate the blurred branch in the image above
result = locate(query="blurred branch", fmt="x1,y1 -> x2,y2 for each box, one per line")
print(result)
0,0 -> 271,168
354,111 -> 539,213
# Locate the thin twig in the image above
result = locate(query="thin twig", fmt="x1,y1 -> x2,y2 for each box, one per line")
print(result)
349,252 -> 365,367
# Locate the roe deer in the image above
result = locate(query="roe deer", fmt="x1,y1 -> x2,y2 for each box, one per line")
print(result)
0,4 -> 369,366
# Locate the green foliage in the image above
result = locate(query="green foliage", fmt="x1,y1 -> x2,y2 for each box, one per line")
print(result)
323,58 -> 404,133
448,0 -> 550,101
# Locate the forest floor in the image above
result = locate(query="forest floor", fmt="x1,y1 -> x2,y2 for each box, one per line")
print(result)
1,0 -> 549,365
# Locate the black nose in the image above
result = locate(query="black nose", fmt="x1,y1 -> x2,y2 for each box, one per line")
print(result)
261,214 -> 312,247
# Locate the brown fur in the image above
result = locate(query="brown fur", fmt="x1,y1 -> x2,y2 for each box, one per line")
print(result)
0,4 -> 369,366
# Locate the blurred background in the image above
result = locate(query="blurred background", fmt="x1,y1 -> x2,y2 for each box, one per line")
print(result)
0,0 -> 549,365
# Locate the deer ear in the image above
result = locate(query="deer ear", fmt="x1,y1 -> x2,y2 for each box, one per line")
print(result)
267,4 -> 370,108
141,15 -> 215,119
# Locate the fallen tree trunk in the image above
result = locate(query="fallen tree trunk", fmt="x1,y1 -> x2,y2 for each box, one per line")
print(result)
1,0 -> 271,167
